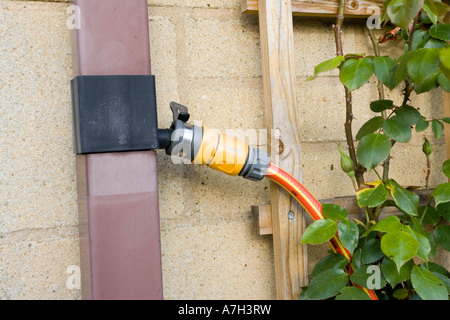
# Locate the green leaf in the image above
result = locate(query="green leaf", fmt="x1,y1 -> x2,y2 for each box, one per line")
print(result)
311,252 -> 349,276
385,179 -> 420,216
350,265 -> 386,290
390,182 -> 421,216
380,0 -> 394,24
321,203 -> 349,221
299,286 -> 311,300
381,257 -> 414,288
415,232 -> 432,262
423,0 -> 450,24
414,70 -> 440,93
439,47 -> 450,78
435,225 -> 450,251
393,288 -> 409,300
361,238 -> 384,264
409,29 -> 431,51
355,117 -> 384,140
395,105 -> 421,125
427,232 -> 438,260
387,0 -> 424,29
407,48 -> 440,85
370,99 -> 394,113
303,268 -> 349,300
431,119 -> 444,139
395,51 -> 413,85
307,56 -> 345,81
423,0 -> 438,25
373,57 -> 397,89
438,73 -> 450,92
301,219 -> 338,245
356,133 -> 392,170
383,116 -> 412,143
405,225 -> 432,262
426,261 -> 450,277
437,202 -> 450,221
381,231 -> 419,272
335,286 -> 372,300
433,272 -> 450,294
338,220 -> 359,255
418,206 -> 440,225
440,47 -> 450,68
411,265 -> 448,300
424,38 -> 449,49
415,116 -> 429,132
433,1 -> 450,19
433,182 -> 450,207
339,58 -> 374,91
443,159 -> 450,178
351,248 -> 362,269
411,216 -> 427,236
429,23 -> 450,41
412,219 -> 438,260
356,182 -> 390,208
363,215 -> 404,237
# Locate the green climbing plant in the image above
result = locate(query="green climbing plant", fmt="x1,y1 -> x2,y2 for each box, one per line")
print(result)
301,0 -> 450,300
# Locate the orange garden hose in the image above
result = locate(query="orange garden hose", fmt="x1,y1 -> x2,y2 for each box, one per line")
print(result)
265,163 -> 378,300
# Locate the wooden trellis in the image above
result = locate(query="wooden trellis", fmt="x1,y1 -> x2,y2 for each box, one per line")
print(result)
243,0 -> 384,17
243,0 -> 450,300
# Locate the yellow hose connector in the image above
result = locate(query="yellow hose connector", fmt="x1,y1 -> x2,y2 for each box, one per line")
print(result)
163,101 -> 270,181
193,126 -> 248,176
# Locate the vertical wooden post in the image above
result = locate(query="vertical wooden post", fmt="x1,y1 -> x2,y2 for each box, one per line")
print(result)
258,0 -> 308,299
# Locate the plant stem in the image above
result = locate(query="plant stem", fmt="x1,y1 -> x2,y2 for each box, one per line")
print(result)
425,154 -> 432,207
401,83 -> 412,106
373,168 -> 382,181
344,90 -> 361,182
420,155 -> 432,223
368,28 -> 385,102
350,175 -> 358,191
419,153 -> 430,226
420,157 -> 431,223
334,0 -> 345,56
401,13 -> 419,108
408,14 -> 419,52
334,0 -> 364,187
368,27 -> 391,181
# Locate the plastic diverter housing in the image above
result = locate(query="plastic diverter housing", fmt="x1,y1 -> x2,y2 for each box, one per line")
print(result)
71,75 -> 159,154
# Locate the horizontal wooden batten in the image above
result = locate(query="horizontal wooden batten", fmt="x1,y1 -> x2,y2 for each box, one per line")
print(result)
242,0 -> 384,18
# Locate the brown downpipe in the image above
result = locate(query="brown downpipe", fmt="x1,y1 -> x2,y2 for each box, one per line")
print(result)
71,0 -> 163,299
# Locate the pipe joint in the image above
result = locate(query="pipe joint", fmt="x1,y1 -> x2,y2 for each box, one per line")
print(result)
161,101 -> 269,181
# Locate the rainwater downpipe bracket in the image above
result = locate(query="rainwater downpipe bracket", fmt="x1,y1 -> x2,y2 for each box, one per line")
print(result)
71,75 -> 160,154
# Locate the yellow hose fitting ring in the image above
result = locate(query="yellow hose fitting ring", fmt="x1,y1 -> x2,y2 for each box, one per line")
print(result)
192,126 -> 220,165
208,131 -> 248,176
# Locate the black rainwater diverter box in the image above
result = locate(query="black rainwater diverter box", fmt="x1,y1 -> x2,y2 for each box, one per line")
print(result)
71,75 -> 159,154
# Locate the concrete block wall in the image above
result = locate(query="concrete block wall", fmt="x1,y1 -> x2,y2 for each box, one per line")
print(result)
0,0 -> 447,299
